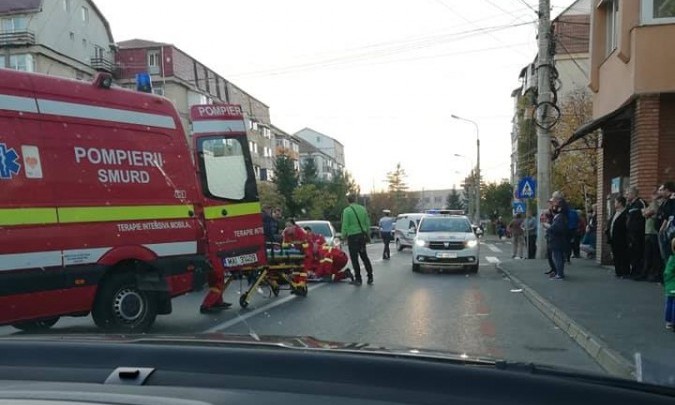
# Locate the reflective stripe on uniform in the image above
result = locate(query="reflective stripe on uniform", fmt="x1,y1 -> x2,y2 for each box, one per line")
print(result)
0,208 -> 58,226
58,204 -> 194,223
204,202 -> 261,220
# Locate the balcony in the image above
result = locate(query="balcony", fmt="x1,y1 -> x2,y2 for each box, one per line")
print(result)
0,30 -> 35,47
90,57 -> 117,73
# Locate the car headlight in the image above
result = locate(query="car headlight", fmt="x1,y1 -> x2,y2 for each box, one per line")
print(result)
415,239 -> 426,247
466,240 -> 478,248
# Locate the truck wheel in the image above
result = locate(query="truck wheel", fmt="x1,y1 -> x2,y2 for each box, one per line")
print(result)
12,317 -> 59,332
396,239 -> 404,252
92,273 -> 157,332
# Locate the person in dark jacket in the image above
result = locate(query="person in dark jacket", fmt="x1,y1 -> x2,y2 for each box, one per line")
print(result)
262,205 -> 281,243
546,201 -> 569,279
625,186 -> 647,279
606,196 -> 630,278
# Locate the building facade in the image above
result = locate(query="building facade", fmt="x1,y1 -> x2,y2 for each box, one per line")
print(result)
416,189 -> 465,212
566,0 -> 675,263
273,125 -> 301,174
298,138 -> 339,182
0,0 -> 115,79
115,39 -> 275,181
294,127 -> 345,172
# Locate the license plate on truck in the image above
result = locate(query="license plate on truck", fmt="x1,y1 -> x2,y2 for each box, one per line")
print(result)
223,253 -> 258,267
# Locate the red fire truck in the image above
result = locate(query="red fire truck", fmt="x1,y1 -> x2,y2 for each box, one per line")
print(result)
0,70 -> 266,332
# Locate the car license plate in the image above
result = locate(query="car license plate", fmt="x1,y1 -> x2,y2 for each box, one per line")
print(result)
223,253 -> 258,267
436,252 -> 457,259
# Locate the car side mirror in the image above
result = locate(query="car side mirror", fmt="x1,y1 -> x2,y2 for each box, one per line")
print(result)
335,233 -> 342,239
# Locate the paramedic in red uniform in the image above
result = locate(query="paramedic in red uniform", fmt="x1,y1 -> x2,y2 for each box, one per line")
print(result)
200,263 -> 232,314
303,226 -> 326,276
315,245 -> 355,282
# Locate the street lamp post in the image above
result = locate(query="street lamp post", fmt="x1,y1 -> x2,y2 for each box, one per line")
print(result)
451,115 -> 480,225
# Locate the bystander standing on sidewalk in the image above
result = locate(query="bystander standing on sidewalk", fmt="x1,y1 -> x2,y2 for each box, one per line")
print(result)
606,196 -> 630,278
638,188 -> 663,282
581,204 -> 597,259
509,213 -> 524,259
626,186 -> 647,279
566,207 -> 579,263
523,212 -> 537,259
656,181 -> 675,264
663,238 -> 675,331
547,199 -> 568,280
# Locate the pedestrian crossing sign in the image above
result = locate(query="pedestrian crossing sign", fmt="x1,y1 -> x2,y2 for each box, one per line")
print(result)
517,177 -> 536,199
513,201 -> 526,214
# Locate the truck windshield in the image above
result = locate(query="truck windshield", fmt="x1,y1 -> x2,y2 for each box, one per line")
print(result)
199,137 -> 249,200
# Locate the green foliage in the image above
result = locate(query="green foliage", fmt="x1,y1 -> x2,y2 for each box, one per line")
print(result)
300,158 -> 319,185
257,182 -> 284,210
293,183 -> 337,220
272,154 -> 299,216
446,188 -> 464,210
385,163 -> 417,214
482,181 -> 514,221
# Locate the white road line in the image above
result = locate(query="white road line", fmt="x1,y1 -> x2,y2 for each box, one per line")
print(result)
203,283 -> 327,333
485,256 -> 501,263
486,244 -> 503,253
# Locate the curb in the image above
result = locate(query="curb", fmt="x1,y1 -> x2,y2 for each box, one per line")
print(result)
496,263 -> 636,380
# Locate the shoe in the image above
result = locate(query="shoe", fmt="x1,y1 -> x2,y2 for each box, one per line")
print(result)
350,279 -> 362,286
345,269 -> 355,282
553,275 -> 565,280
666,323 -> 673,330
367,275 -> 374,285
200,306 -> 224,314
548,272 -> 557,278
545,269 -> 555,275
213,302 -> 232,309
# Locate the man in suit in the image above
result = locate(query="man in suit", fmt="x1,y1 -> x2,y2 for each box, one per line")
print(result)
606,196 -> 630,278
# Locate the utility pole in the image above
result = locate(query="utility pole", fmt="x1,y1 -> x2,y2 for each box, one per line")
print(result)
451,115 -> 480,226
535,0 -> 552,259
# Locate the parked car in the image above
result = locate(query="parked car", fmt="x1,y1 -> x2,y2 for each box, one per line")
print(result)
393,213 -> 426,251
296,220 -> 341,247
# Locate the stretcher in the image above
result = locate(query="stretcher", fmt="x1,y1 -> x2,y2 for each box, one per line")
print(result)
232,243 -> 309,308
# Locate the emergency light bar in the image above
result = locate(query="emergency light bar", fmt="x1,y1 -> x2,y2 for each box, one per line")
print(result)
136,72 -> 152,93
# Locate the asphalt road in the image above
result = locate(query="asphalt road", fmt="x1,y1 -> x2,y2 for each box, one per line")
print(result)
0,239 -> 603,374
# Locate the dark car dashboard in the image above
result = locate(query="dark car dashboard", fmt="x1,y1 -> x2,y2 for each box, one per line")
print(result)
0,337 -> 672,405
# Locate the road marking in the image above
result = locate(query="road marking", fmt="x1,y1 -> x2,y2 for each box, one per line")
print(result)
486,244 -> 502,253
485,256 -> 500,263
203,283 -> 327,333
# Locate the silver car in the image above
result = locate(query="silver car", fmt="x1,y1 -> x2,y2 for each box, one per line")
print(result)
412,215 -> 479,273
296,220 -> 341,248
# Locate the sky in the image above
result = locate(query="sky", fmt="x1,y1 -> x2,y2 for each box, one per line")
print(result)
94,0 -> 577,192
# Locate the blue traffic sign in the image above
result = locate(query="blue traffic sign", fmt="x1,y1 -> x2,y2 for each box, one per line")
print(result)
512,201 -> 526,215
517,176 -> 536,199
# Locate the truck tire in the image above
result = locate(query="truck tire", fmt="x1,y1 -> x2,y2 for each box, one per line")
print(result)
12,317 -> 59,332
92,272 -> 157,332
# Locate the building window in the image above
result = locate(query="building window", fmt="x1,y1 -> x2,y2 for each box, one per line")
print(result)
605,0 -> 619,56
147,50 -> 160,74
152,86 -> 165,96
81,6 -> 89,23
293,161 -> 300,171
292,143 -> 299,153
1,16 -> 27,32
642,0 -> 675,24
63,0 -> 71,12
8,54 -> 35,72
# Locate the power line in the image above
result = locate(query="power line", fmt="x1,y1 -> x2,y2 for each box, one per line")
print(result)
512,0 -> 539,15
229,21 -> 535,78
554,38 -> 589,79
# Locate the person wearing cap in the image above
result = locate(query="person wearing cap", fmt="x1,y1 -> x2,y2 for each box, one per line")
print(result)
379,209 -> 395,260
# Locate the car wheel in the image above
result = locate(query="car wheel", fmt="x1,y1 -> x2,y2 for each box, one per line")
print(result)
92,272 -> 157,332
412,263 -> 421,273
396,239 -> 403,252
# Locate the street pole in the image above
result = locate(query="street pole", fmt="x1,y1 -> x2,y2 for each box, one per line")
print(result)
535,0 -> 552,259
451,115 -> 480,225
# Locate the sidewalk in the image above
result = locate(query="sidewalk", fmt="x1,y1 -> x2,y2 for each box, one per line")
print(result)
496,257 -> 674,386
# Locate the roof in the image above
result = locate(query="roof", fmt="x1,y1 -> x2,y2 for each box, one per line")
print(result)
88,0 -> 115,44
294,127 -> 344,147
0,0 -> 42,15
117,38 -> 171,49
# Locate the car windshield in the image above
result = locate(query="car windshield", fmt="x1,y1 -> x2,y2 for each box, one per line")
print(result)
2,0 -> 674,391
297,222 -> 333,238
418,217 -> 472,233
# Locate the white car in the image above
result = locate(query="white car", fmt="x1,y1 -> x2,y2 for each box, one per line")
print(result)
296,220 -> 341,248
412,215 -> 480,273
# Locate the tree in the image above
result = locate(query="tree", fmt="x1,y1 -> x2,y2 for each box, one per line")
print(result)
272,154 -> 299,216
322,170 -> 360,222
293,184 -> 337,220
516,90 -> 537,178
446,188 -> 464,210
552,90 -> 597,210
257,181 -> 284,210
386,163 -> 413,214
300,157 -> 319,185
481,181 -> 514,221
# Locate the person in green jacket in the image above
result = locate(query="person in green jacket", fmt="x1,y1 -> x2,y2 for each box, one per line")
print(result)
341,195 -> 374,286
665,238 -> 675,331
